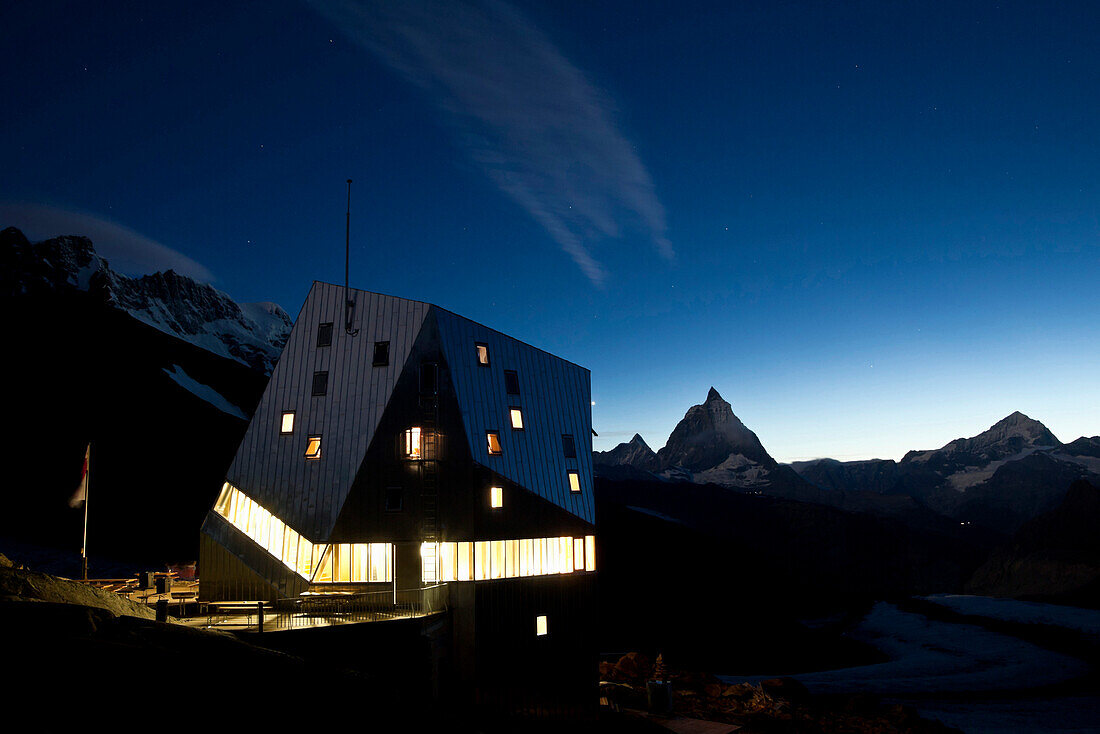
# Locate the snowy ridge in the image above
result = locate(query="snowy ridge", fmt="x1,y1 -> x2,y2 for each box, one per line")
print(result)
1,227 -> 291,374
163,364 -> 249,420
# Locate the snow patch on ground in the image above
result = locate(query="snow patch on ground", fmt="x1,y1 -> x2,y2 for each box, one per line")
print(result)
163,364 -> 248,420
721,602 -> 1087,695
721,600 -> 1100,732
923,594 -> 1100,636
792,602 -> 1086,694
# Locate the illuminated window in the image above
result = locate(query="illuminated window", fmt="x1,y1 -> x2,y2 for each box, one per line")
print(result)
280,411 -> 295,434
312,371 -> 328,396
421,542 -> 439,584
439,542 -> 457,582
486,431 -> 502,456
506,539 -> 518,577
213,481 -> 595,585
316,322 -> 333,347
333,543 -> 351,582
384,486 -> 403,512
457,542 -> 472,581
536,615 -> 548,636
510,408 -> 524,430
405,427 -> 422,459
490,486 -> 503,509
562,434 -> 576,458
373,341 -> 389,366
210,483 -> 394,583
504,370 -> 520,395
313,546 -> 333,583
476,342 -> 489,365
305,435 -> 322,460
474,541 -> 489,580
568,471 -> 581,493
214,482 -> 232,515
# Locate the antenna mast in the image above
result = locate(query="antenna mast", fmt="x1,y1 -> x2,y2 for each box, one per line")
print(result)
344,178 -> 359,336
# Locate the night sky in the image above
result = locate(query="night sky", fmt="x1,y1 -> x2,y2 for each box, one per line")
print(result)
3,1 -> 1098,461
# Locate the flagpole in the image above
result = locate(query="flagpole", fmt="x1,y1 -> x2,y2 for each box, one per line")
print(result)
82,443 -> 89,581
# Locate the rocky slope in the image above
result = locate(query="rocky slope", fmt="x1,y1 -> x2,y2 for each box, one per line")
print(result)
967,479 -> 1100,604
593,433 -> 660,472
657,387 -> 775,472
0,552 -> 154,619
1,226 -> 290,373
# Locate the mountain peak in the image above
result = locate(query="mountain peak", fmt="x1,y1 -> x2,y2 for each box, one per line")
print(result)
657,389 -> 775,472
980,411 -> 1059,447
593,432 -> 659,471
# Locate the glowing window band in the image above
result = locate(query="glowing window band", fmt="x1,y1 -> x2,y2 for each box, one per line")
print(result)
213,482 -> 391,583
419,535 -> 596,583
212,482 -> 596,587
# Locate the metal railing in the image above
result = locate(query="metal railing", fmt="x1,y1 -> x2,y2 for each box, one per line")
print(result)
198,583 -> 449,632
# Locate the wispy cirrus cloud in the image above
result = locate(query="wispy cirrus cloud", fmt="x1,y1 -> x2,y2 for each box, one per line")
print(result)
312,0 -> 673,285
0,202 -> 215,281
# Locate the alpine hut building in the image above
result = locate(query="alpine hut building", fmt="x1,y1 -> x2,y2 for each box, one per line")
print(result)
199,281 -> 597,713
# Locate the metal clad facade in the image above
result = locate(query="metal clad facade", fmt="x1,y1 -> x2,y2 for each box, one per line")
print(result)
434,308 -> 594,524
225,282 -> 430,540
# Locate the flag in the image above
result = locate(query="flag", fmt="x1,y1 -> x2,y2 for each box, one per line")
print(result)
69,443 -> 89,508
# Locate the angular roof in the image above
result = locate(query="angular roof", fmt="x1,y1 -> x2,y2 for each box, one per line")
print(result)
435,308 -> 593,523
226,282 -> 593,540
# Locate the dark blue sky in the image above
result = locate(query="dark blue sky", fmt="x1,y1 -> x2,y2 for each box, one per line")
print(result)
3,1 -> 1098,460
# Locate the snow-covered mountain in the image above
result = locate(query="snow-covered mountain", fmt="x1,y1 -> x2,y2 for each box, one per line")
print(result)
595,387 -> 795,491
1,226 -> 290,374
788,412 -> 1100,533
595,388 -> 1098,534
900,411 -> 1062,490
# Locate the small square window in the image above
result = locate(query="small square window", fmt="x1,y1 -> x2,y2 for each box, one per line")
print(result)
535,615 -> 548,636
385,487 -> 403,512
373,341 -> 389,366
562,434 -> 576,458
316,322 -> 333,348
404,427 -> 422,460
567,471 -> 581,493
504,370 -> 520,395
476,343 -> 489,366
486,431 -> 502,456
312,371 -> 328,396
490,486 -> 503,509
280,411 -> 295,434
305,436 -> 322,460
509,408 -> 524,430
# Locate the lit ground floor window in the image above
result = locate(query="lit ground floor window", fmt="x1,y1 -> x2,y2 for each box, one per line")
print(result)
212,482 -> 593,588
420,535 -> 596,583
212,482 -> 392,583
